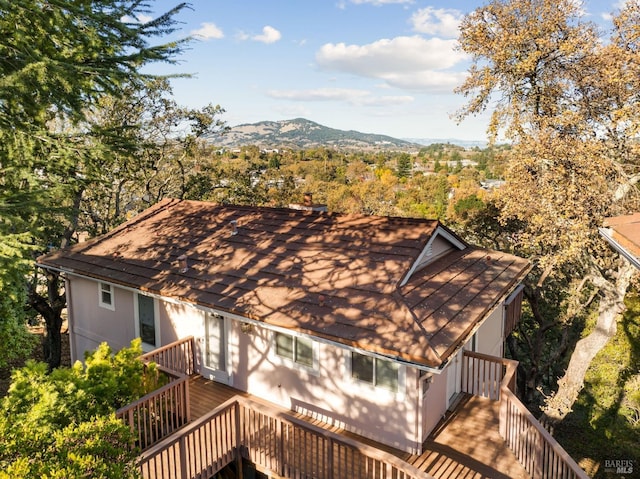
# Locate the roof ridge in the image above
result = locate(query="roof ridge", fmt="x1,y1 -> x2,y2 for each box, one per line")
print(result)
392,290 -> 442,366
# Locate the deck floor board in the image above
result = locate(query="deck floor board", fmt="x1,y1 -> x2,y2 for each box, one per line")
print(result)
187,376 -> 529,479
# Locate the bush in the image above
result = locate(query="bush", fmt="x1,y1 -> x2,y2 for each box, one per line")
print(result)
0,339 -> 153,478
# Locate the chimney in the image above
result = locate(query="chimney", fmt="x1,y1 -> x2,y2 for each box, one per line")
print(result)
177,254 -> 189,273
287,191 -> 328,213
303,192 -> 313,207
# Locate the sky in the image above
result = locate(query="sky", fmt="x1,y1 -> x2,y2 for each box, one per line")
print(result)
143,0 -> 625,142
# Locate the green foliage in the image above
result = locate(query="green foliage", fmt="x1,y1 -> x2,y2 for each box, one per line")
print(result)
0,0 -> 192,367
453,194 -> 485,219
0,339 -> 156,478
554,293 -> 640,476
0,415 -> 138,479
0,235 -> 35,367
396,153 -> 412,179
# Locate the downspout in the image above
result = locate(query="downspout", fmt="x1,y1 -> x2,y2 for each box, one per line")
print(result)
415,370 -> 423,454
64,275 -> 77,363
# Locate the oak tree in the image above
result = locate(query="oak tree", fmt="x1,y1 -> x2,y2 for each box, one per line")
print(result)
457,0 -> 640,419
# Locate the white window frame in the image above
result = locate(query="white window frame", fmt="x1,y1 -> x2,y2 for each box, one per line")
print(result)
134,293 -> 160,352
271,331 -> 319,374
98,282 -> 115,311
346,350 -> 406,398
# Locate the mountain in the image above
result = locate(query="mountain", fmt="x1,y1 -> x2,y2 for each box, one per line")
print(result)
207,118 -> 423,151
404,137 -> 488,149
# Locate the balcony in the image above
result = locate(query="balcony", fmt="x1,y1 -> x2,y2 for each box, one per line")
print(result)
116,337 -> 589,479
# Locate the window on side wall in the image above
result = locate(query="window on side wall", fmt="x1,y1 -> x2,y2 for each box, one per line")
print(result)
135,293 -> 159,349
274,332 -> 315,369
98,282 -> 115,310
351,352 -> 400,392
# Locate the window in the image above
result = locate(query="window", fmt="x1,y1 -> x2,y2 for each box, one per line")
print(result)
275,332 -> 314,368
351,352 -> 400,392
136,293 -> 158,348
98,282 -> 114,310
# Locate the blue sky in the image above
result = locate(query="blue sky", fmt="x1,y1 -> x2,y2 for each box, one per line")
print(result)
144,0 -> 623,141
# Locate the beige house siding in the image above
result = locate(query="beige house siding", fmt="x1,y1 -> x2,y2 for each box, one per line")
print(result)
65,274 -> 513,455
476,305 -> 504,358
67,276 -> 135,358
230,319 -> 422,453
65,276 -> 424,453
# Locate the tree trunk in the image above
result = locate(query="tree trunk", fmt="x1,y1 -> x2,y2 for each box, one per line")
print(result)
29,270 -> 66,371
543,260 -> 636,422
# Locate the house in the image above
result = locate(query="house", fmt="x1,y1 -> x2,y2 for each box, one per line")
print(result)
38,198 -> 530,456
599,213 -> 640,269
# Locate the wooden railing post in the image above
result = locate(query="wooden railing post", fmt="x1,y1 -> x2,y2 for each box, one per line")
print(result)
184,376 -> 191,423
326,436 -> 334,479
179,434 -> 188,479
533,432 -> 543,479
235,401 -> 244,479
278,417 -> 285,477
499,388 -> 508,440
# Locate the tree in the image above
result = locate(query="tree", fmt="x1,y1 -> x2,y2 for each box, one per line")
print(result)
0,0 -> 190,368
457,0 -> 640,420
396,153 -> 412,179
0,339 -> 160,478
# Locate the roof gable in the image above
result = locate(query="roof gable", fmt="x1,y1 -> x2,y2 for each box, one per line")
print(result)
400,225 -> 467,287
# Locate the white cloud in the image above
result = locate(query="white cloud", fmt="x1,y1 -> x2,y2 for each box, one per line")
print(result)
410,7 -> 463,38
191,22 -> 224,40
267,88 -> 413,106
358,95 -> 414,106
315,36 -> 468,92
379,70 -> 468,91
253,26 -> 282,44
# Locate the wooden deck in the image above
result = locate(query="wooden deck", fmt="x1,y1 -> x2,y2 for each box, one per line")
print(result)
189,376 -> 529,479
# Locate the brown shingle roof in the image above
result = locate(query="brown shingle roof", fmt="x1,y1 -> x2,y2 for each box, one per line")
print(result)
39,198 -> 530,368
601,213 -> 640,265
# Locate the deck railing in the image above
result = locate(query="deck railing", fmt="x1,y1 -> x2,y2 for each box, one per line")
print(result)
140,336 -> 195,376
462,351 -> 589,479
116,337 -> 195,450
139,396 -> 434,479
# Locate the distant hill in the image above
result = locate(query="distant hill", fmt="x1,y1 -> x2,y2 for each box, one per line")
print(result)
403,137 -> 488,149
207,118 -> 423,151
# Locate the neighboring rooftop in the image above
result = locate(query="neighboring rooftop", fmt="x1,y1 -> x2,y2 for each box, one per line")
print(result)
600,213 -> 640,269
39,199 -> 530,369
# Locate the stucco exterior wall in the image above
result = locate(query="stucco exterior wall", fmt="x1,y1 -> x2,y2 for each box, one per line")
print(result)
67,276 -> 135,360
230,320 -> 422,453
421,369 -> 448,440
476,304 -> 504,357
65,275 -> 511,455
65,275 -> 423,453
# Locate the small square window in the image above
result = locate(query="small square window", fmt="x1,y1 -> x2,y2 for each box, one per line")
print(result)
98,283 -> 114,310
275,332 -> 315,369
351,353 -> 374,383
351,352 -> 399,392
294,337 -> 314,368
376,359 -> 400,392
275,333 -> 294,360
